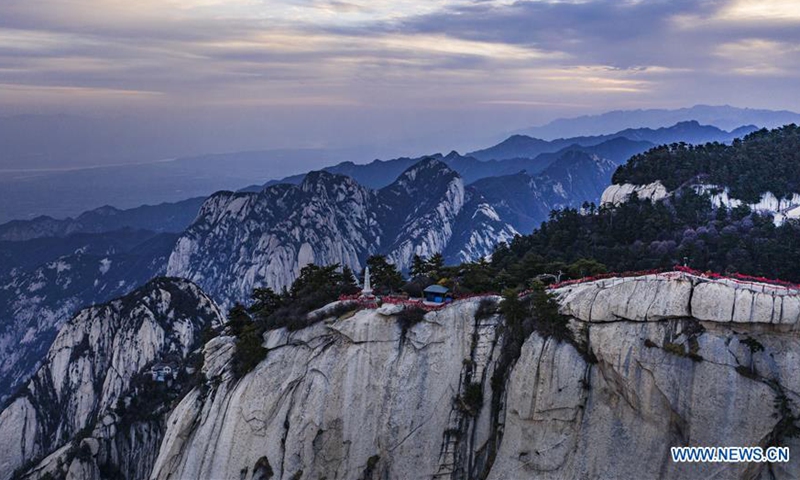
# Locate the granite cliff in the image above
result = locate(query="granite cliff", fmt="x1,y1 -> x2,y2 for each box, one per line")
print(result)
166,159 -> 517,306
0,278 -> 223,480
154,273 -> 800,479
4,272 -> 799,479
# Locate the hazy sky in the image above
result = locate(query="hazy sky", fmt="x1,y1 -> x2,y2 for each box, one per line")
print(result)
2,0 -> 800,161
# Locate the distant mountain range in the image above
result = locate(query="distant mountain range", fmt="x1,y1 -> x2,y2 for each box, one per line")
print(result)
473,120 -> 756,161
0,197 -> 205,242
0,115 -> 786,401
249,120 -> 744,192
520,104 -> 800,139
251,137 -> 647,191
0,110 -> 787,224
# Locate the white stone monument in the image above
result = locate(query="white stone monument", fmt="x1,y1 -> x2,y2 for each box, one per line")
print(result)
361,266 -> 373,297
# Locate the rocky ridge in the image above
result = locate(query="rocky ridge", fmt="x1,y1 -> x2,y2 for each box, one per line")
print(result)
154,272 -> 800,479
0,278 -> 223,480
4,272 -> 799,479
166,159 -> 517,306
0,233 -> 177,401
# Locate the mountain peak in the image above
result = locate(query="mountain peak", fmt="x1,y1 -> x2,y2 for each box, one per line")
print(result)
302,169 -> 341,183
0,274 -> 223,478
300,169 -> 362,193
387,157 -> 461,191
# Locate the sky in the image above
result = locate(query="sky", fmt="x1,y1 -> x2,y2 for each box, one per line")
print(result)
1,0 -> 800,166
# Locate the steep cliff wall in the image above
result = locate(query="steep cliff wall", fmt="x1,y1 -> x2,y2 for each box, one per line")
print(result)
151,299 -> 502,479
0,278 -> 223,480
165,160 -> 516,307
491,273 -> 800,479
4,273 -> 799,479
153,273 -> 800,479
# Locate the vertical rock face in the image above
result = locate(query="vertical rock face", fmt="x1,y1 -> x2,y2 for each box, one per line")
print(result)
151,300 -> 502,480
489,319 -> 798,480
600,181 -> 669,206
0,277 -> 223,480
5,273 -> 800,480
166,159 -> 517,307
152,274 -> 800,480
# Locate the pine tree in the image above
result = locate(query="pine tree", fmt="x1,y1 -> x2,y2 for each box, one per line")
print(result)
410,254 -> 427,278
340,266 -> 359,295
427,253 -> 445,278
248,287 -> 283,319
366,255 -> 404,293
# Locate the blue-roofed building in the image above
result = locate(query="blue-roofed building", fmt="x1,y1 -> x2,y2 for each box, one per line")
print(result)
423,284 -> 450,304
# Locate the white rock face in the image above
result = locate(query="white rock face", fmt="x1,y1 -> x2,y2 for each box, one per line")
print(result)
555,272 -> 800,325
694,184 -> 800,225
0,278 -> 223,480
556,274 -> 693,322
600,181 -> 669,206
151,299 -> 500,480
490,320 -> 798,479
151,274 -> 800,479
165,160 -> 517,308
9,273 -> 800,479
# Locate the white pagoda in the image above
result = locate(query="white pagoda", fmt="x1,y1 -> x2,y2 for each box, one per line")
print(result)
361,266 -> 374,297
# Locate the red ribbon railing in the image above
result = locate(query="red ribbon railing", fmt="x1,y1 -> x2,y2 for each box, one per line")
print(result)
672,265 -> 800,290
338,267 -> 800,314
548,269 -> 664,289
551,265 -> 800,291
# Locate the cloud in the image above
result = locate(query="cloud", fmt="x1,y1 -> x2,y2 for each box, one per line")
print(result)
719,0 -> 800,22
0,0 -> 799,156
